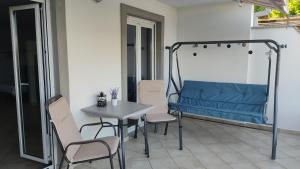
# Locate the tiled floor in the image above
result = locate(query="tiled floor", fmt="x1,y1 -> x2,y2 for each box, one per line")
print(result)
75,118 -> 300,169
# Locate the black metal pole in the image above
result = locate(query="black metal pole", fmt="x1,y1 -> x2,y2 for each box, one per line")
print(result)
171,39 -> 280,50
143,114 -> 149,158
272,47 -> 281,160
176,52 -> 183,89
266,56 -> 272,99
118,119 -> 125,169
166,46 -> 172,96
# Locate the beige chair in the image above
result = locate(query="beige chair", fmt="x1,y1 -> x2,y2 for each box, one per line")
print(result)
138,80 -> 183,152
46,95 -> 121,169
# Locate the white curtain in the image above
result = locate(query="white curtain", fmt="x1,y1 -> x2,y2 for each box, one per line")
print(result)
241,0 -> 288,13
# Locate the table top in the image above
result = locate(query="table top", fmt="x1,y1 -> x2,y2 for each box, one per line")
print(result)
81,100 -> 154,120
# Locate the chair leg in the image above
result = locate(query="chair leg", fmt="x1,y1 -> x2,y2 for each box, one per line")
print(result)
117,149 -> 122,169
164,122 -> 169,135
66,164 -> 70,169
109,156 -> 114,169
178,112 -> 183,150
144,115 -> 150,158
154,124 -> 158,133
134,120 -> 138,139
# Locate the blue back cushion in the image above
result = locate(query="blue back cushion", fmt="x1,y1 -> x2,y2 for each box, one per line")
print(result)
180,80 -> 267,104
171,80 -> 268,123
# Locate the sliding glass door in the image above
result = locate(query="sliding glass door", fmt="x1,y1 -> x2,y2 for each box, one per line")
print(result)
10,4 -> 50,163
127,16 -> 156,102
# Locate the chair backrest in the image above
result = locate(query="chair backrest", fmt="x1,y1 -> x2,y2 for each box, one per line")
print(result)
47,96 -> 82,160
138,80 -> 168,114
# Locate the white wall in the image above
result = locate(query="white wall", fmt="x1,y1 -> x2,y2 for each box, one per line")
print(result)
64,0 -> 177,138
176,2 -> 252,83
248,27 -> 300,131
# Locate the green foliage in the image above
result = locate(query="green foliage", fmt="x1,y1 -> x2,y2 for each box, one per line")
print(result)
269,10 -> 285,18
289,0 -> 300,15
254,6 -> 266,13
254,0 -> 300,18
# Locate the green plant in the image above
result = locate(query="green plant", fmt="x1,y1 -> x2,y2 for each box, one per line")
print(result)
254,0 -> 300,18
289,0 -> 300,15
254,5 -> 266,13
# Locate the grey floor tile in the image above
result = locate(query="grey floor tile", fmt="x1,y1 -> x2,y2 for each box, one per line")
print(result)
127,159 -> 152,169
279,146 -> 300,158
207,143 -> 233,153
194,152 -> 227,166
254,160 -> 286,169
150,157 -> 179,169
166,146 -> 193,158
276,158 -> 300,169
216,152 -> 250,164
148,148 -> 170,159
204,163 -> 233,169
230,163 -> 258,169
239,150 -> 270,162
172,156 -> 206,169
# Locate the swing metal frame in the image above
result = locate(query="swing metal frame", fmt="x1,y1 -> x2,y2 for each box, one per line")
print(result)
165,39 -> 285,160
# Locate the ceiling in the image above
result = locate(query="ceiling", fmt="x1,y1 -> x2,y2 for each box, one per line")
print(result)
158,0 -> 233,8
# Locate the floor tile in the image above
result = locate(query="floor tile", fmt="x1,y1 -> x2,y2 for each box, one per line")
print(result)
150,157 -> 179,169
255,160 -> 287,169
127,159 -> 152,169
172,156 -> 206,169
194,152 -> 227,166
276,158 -> 300,169
204,163 -> 233,169
217,152 -> 250,164
230,163 -> 258,169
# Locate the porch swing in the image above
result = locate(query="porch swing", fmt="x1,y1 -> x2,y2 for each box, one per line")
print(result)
165,39 -> 286,160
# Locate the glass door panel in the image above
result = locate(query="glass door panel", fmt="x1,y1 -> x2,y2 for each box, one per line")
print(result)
10,4 -> 48,163
141,27 -> 153,81
127,24 -> 137,102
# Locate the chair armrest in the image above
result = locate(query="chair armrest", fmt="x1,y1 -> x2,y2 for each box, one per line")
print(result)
65,138 -> 114,158
80,122 -> 118,136
168,92 -> 180,103
79,122 -> 102,133
100,122 -> 118,136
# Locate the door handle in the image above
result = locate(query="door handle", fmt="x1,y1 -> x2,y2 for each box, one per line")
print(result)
20,83 -> 29,86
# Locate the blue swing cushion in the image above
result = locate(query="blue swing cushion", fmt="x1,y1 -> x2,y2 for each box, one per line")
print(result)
169,80 -> 268,124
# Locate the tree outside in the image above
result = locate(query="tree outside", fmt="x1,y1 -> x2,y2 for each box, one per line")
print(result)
254,0 -> 300,18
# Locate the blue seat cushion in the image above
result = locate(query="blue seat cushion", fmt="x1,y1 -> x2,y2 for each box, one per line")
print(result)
169,80 -> 268,124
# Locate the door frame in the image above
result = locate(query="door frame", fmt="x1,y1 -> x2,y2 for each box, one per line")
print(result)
121,4 -> 165,100
9,0 -> 55,164
127,16 -> 156,100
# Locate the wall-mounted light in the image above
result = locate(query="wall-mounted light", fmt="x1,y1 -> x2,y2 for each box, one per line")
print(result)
95,0 -> 103,3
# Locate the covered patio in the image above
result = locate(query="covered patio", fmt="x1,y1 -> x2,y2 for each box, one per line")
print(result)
1,0 -> 299,169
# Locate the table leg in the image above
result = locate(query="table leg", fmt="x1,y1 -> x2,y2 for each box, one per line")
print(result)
143,114 -> 149,157
118,119 -> 125,169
